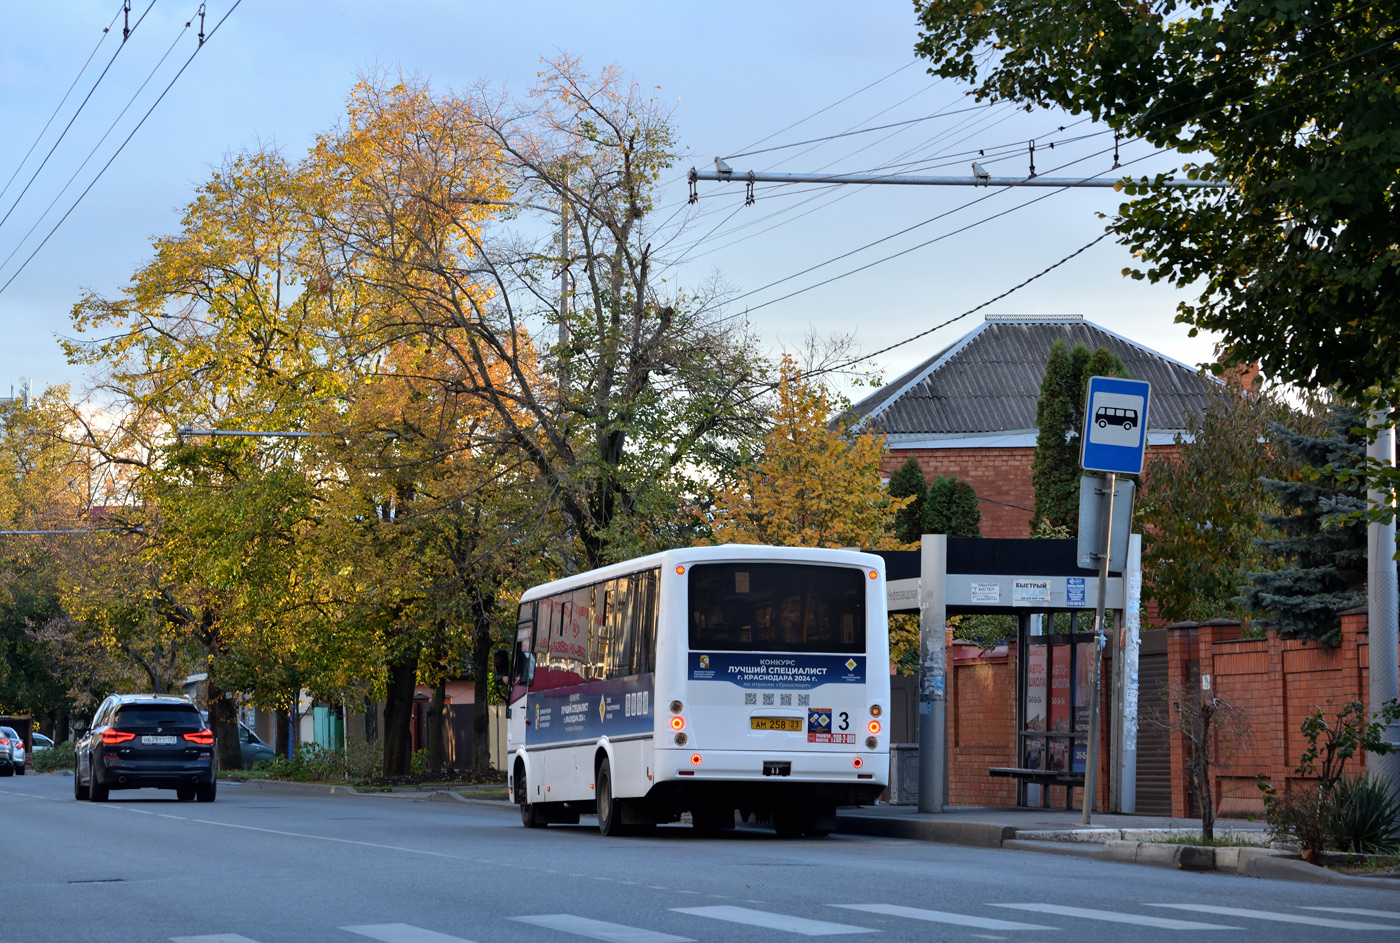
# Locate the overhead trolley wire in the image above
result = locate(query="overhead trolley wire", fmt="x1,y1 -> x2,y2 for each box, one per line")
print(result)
0,0 -> 245,298
0,0 -> 157,235
0,2 -> 125,207
0,15 -> 194,278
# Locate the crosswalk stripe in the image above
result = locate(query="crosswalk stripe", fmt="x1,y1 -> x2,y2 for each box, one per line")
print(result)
1151,905 -> 1400,930
994,904 -> 1236,930
340,924 -> 478,943
832,904 -> 1053,931
170,936 -> 262,943
1304,908 -> 1400,920
513,914 -> 694,943
673,905 -> 876,936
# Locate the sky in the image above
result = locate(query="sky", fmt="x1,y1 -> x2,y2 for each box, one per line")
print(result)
0,1 -> 1219,406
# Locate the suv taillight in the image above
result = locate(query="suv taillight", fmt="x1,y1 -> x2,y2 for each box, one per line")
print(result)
101,730 -> 136,745
183,729 -> 213,746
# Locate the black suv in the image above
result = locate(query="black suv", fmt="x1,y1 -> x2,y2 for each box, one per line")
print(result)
74,694 -> 217,802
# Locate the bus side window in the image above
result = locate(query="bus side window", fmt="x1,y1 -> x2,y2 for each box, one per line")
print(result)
608,578 -> 634,679
631,570 -> 659,675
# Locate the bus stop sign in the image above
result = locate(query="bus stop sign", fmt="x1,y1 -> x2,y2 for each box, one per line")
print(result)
1080,376 -> 1151,475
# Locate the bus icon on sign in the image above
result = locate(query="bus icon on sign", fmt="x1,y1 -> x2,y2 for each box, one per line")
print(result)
1094,406 -> 1138,431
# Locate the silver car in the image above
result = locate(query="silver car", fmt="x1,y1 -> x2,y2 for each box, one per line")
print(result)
0,727 -> 23,776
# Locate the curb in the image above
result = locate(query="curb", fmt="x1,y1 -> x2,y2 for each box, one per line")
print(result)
222,778 -> 361,796
833,813 -> 1015,848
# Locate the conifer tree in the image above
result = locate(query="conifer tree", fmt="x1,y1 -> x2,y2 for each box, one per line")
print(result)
923,474 -> 982,537
1241,405 -> 1367,647
1030,340 -> 1128,532
887,457 -> 928,544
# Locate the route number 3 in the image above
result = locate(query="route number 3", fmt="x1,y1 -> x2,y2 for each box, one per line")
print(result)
838,711 -> 849,731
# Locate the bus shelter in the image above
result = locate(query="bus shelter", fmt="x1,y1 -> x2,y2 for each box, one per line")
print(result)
876,536 -> 1142,813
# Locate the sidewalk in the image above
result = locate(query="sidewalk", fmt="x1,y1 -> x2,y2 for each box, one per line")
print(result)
835,803 -> 1400,888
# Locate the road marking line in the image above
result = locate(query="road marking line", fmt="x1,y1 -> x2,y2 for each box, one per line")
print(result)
513,914 -> 694,943
1304,908 -> 1400,920
673,906 -> 876,936
341,924 -> 477,943
994,904 -> 1236,930
170,935 -> 263,943
833,904 -> 1053,931
1151,905 -> 1400,930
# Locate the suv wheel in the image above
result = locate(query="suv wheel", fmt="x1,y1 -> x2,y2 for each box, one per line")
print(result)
89,780 -> 109,802
195,780 -> 216,802
176,786 -> 195,801
74,769 -> 88,800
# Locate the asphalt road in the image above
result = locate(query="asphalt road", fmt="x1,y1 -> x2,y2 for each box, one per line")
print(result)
5,773 -> 1400,943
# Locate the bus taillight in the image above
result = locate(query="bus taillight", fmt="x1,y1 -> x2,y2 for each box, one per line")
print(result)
852,756 -> 864,769
690,753 -> 702,766
670,716 -> 685,731
867,719 -> 881,735
869,704 -> 882,717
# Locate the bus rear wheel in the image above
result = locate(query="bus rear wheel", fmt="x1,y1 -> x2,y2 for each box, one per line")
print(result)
517,766 -> 546,828
596,758 -> 623,837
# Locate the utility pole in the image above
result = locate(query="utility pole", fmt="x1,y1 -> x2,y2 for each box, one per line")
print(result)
918,534 -> 947,813
1368,415 -> 1400,790
688,164 -> 1224,198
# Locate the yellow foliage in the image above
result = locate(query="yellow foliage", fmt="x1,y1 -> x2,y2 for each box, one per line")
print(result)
705,358 -> 910,550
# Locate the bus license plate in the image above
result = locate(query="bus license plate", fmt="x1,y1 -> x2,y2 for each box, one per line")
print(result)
750,717 -> 801,731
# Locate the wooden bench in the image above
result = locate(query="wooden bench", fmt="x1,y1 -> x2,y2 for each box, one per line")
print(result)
988,767 -> 1085,809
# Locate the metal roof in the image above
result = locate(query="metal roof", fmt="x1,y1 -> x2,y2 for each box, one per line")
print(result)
848,315 -> 1216,437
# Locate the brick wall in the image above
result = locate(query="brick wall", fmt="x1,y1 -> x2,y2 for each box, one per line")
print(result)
886,443 -> 1184,539
945,640 -> 1114,811
1164,610 -> 1373,818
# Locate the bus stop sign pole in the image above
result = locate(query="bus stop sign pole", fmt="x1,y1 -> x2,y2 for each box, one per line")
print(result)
1079,376 -> 1150,825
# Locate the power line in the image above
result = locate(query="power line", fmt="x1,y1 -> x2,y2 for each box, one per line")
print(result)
0,0 -> 156,235
0,2 -> 124,207
0,0 -> 242,298
724,103 -> 991,160
0,15 -> 193,279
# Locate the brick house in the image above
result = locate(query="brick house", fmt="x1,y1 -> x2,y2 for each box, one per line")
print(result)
845,314 -> 1219,537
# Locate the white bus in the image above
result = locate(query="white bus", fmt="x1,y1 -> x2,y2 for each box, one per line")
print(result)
502,544 -> 890,836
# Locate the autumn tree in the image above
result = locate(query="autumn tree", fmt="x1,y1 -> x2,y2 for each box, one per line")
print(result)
1140,376 -> 1295,624
706,360 -> 910,549
321,61 -> 770,571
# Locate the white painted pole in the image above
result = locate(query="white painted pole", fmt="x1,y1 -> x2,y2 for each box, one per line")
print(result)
1368,416 -> 1400,789
1118,534 -> 1142,814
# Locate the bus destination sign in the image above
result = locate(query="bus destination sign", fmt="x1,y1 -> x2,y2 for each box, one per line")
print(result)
688,652 -> 866,689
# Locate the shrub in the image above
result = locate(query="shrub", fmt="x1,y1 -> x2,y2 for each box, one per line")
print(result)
245,739 -> 382,783
1259,700 -> 1400,862
33,742 -> 75,773
1330,775 -> 1400,855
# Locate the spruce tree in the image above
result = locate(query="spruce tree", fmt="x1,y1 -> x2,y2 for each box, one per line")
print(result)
887,457 -> 928,544
923,474 -> 982,537
1030,340 -> 1128,532
1241,404 -> 1367,647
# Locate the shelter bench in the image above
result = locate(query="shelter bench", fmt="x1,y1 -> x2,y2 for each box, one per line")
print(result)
988,767 -> 1085,810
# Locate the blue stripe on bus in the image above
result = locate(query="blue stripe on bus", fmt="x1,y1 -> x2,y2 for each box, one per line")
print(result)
526,673 -> 655,747
687,652 -> 866,689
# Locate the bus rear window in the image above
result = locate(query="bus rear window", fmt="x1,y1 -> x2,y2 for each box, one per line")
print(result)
687,562 -> 865,654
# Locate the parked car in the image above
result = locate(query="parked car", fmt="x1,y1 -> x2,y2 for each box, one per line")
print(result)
74,694 -> 216,802
199,711 -> 276,768
0,727 -> 18,777
31,732 -> 54,753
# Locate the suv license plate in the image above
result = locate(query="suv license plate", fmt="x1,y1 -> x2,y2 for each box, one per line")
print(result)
750,717 -> 802,731
142,735 -> 178,745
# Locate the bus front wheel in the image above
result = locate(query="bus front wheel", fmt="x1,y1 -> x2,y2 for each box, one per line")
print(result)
517,766 -> 546,828
596,758 -> 623,837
